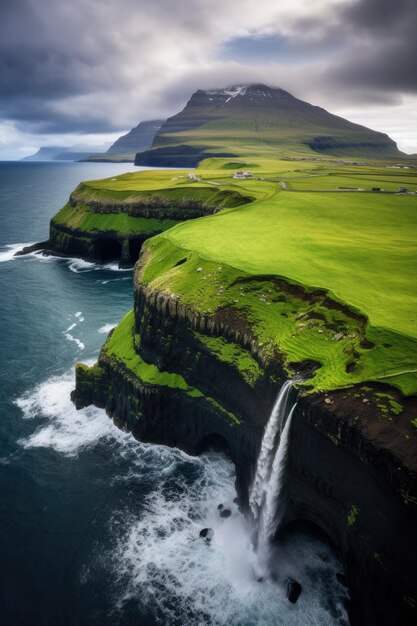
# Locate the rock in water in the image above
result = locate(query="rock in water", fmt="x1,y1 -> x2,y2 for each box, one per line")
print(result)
336,572 -> 348,587
217,503 -> 224,510
286,578 -> 302,604
199,528 -> 214,542
219,508 -> 231,518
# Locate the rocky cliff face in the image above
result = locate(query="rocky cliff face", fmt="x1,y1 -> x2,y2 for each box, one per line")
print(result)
46,193 -> 218,267
47,221 -> 151,267
23,184 -> 252,267
72,250 -> 417,626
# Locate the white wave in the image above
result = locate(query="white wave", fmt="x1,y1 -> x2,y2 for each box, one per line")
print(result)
67,258 -> 97,273
15,371 -> 120,456
64,333 -> 85,350
98,323 -> 116,334
13,369 -> 190,464
75,311 -> 83,318
63,322 -> 76,333
0,243 -> 133,273
0,242 -> 35,262
102,262 -> 131,272
67,258 -> 132,273
108,450 -> 349,626
14,369 -> 348,624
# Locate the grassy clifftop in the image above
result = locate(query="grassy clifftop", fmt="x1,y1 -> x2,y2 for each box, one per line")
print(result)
130,157 -> 417,398
62,155 -> 416,399
51,169 -> 255,236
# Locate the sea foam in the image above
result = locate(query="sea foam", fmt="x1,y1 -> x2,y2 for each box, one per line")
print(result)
15,370 -> 349,625
0,243 -> 35,262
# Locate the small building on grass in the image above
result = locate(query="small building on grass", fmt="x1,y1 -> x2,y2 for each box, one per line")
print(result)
233,170 -> 253,179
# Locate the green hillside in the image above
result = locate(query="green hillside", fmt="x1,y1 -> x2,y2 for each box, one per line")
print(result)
129,156 -> 417,397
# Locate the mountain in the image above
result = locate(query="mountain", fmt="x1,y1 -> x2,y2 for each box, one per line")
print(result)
84,120 -> 164,162
21,147 -> 71,161
135,84 -> 402,166
107,119 -> 164,155
22,144 -> 109,161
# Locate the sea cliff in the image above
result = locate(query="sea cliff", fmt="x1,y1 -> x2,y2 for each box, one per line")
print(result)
18,175 -> 253,266
73,242 -> 417,626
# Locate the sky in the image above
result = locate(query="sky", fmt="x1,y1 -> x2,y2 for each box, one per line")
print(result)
1,0 -> 416,159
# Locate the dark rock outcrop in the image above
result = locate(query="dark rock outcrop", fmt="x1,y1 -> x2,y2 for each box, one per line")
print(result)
286,578 -> 302,604
199,528 -> 214,542
47,221 -> 155,267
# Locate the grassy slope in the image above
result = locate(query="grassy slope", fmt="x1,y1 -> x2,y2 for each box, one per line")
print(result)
60,155 -> 416,399
51,169 -> 257,236
53,202 -> 178,235
105,310 -> 197,391
132,157 -> 417,397
103,310 -> 240,424
163,191 -> 417,338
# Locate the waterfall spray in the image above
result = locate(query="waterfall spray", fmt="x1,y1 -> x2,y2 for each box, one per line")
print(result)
257,403 -> 297,553
249,380 -> 293,520
249,381 -> 297,568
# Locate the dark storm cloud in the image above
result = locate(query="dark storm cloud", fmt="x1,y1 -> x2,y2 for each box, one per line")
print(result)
0,0 -> 416,146
321,0 -> 417,97
343,0 -> 412,30
0,0 -> 134,133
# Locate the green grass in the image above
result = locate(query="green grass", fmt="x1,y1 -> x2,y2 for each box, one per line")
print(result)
135,159 -> 417,396
347,504 -> 359,526
280,166 -> 417,192
162,191 -> 417,339
140,236 -> 417,395
56,156 -> 417,397
195,332 -> 262,386
73,178 -> 254,207
53,202 -> 178,235
104,310 -> 196,390
51,171 -> 258,239
103,310 -> 240,424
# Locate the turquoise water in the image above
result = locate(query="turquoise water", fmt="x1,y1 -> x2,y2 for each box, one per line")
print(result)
0,162 -> 349,625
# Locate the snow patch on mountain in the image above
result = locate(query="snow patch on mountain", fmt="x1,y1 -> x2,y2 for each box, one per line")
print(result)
204,85 -> 248,99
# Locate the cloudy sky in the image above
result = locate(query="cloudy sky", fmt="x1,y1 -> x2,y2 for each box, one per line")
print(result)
1,0 -> 416,158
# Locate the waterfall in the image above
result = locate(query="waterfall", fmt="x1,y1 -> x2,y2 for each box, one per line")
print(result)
249,381 -> 296,565
249,380 -> 293,519
257,403 -> 296,551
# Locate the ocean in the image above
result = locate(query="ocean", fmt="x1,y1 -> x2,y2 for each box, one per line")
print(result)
0,161 -> 349,625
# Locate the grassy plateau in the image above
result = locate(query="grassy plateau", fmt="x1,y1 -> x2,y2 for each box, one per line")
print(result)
66,155 -> 416,418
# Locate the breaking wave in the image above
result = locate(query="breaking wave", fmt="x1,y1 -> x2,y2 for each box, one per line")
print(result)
15,370 -> 349,625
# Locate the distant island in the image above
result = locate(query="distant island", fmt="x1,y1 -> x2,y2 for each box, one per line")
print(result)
23,120 -> 166,163
21,144 -> 110,162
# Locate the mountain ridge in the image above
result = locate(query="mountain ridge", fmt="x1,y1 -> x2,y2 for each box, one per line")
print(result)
136,83 -> 402,166
83,119 -> 165,162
